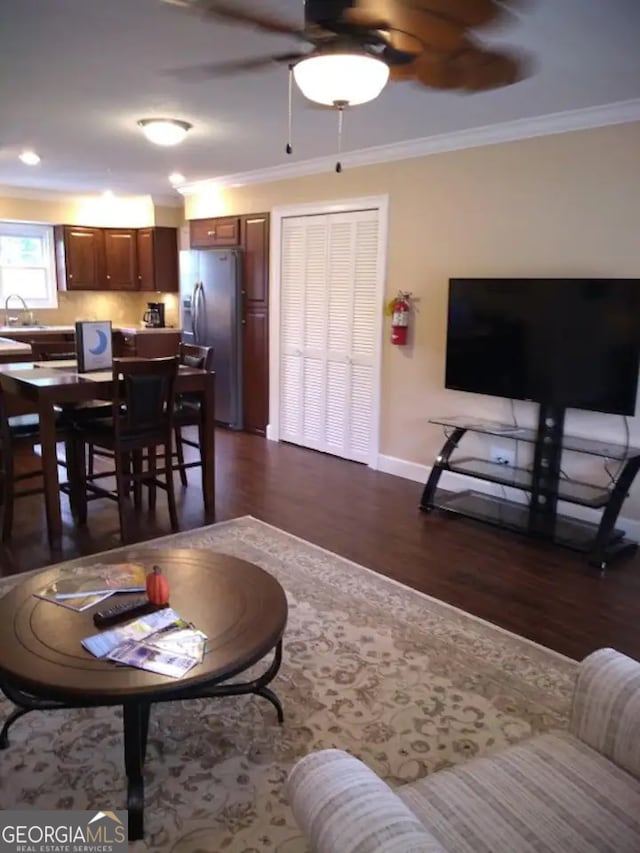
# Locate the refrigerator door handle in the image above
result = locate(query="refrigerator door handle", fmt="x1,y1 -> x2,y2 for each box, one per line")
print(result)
196,280 -> 206,345
191,282 -> 200,341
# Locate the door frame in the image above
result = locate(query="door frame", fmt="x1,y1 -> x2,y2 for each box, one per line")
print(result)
268,194 -> 389,469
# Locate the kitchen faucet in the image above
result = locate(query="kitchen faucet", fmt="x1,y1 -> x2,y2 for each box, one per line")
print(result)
4,293 -> 32,326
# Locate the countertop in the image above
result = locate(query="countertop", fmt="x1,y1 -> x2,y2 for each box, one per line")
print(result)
0,325 -> 181,336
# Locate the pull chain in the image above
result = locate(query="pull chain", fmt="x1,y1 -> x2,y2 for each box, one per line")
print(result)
334,99 -> 347,173
286,65 -> 293,155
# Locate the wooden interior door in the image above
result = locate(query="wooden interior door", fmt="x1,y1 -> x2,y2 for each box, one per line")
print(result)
241,214 -> 269,435
62,226 -> 104,290
104,229 -> 138,290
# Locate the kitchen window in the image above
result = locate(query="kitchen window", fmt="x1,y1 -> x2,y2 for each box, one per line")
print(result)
0,221 -> 58,312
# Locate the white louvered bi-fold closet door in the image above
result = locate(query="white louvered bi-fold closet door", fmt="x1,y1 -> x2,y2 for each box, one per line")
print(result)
279,208 -> 379,463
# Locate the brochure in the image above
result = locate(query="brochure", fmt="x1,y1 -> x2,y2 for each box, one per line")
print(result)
38,563 -> 147,600
81,607 -> 180,658
34,589 -> 114,612
81,608 -> 207,679
107,640 -> 201,679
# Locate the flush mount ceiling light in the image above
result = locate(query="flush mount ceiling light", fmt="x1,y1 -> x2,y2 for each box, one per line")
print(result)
137,118 -> 192,147
292,50 -> 390,107
169,172 -> 185,186
19,150 -> 41,165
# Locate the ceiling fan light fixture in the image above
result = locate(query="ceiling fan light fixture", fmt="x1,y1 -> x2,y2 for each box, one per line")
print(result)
293,52 -> 390,106
138,118 -> 193,146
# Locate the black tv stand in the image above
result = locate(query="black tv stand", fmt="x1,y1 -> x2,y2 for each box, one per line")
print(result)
420,406 -> 640,571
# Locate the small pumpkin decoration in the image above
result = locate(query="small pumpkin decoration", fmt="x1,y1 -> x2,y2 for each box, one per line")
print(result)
146,565 -> 170,606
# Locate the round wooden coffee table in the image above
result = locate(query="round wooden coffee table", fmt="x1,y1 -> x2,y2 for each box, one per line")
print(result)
0,549 -> 288,841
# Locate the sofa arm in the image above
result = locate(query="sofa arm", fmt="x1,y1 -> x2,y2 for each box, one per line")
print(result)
570,647 -> 640,779
286,749 -> 447,853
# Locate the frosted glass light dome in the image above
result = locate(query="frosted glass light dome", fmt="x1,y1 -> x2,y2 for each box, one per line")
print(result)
138,119 -> 192,146
293,52 -> 390,106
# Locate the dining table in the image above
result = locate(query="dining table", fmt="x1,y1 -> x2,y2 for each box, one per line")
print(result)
0,359 -> 216,548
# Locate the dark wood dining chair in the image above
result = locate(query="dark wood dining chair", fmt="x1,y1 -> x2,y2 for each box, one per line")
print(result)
29,339 -> 76,361
71,356 -> 179,543
0,390 -> 68,541
29,338 -> 114,477
173,342 -> 214,487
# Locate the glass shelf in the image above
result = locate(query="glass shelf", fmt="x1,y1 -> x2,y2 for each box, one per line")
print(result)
430,416 -> 639,461
432,490 -> 628,553
448,457 -> 610,508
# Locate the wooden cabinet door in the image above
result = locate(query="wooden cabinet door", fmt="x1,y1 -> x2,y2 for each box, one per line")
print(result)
59,226 -> 104,290
137,228 -> 155,291
190,217 -> 240,248
241,214 -> 269,435
104,229 -> 138,290
137,227 -> 179,292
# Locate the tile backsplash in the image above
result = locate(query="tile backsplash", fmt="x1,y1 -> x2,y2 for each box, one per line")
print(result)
35,291 -> 180,328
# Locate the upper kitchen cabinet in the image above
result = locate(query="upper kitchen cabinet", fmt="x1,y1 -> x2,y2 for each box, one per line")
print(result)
137,227 -> 179,292
54,225 -> 104,290
104,229 -> 137,291
55,225 -> 179,292
190,216 -> 240,248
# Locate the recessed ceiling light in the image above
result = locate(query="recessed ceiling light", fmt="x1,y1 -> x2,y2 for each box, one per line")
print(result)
169,172 -> 185,186
138,118 -> 193,147
19,150 -> 41,166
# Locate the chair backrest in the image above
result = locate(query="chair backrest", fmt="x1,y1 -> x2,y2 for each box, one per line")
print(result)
112,357 -> 178,437
29,340 -> 76,361
179,342 -> 214,372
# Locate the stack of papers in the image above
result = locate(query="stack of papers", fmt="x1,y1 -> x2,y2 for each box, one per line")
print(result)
81,608 -> 207,679
34,563 -> 147,612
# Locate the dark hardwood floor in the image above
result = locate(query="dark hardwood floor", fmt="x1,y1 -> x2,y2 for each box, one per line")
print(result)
2,428 -> 640,662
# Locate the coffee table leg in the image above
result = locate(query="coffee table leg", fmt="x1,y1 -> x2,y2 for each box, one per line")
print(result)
123,702 -> 150,841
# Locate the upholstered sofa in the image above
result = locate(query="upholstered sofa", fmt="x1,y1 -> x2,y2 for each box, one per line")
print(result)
286,648 -> 640,852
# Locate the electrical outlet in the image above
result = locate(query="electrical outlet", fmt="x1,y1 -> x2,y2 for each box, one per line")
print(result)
490,446 -> 516,467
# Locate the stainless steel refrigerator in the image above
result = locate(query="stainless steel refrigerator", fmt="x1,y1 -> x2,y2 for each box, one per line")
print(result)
181,248 -> 243,429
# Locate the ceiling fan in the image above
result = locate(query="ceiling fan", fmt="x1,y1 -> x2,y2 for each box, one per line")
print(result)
164,0 -> 531,101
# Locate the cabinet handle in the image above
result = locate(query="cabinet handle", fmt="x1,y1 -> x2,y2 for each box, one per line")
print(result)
138,275 -> 142,280
207,230 -> 216,236
69,274 -> 73,279
106,274 -> 111,279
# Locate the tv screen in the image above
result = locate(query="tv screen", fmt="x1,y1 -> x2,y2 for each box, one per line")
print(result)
445,278 -> 640,416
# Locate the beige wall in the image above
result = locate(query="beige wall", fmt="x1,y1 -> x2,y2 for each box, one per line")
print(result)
186,121 -> 640,520
0,191 -> 181,327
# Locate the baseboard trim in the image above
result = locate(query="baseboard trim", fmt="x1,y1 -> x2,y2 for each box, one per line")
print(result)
377,453 -> 640,542
266,424 -> 277,442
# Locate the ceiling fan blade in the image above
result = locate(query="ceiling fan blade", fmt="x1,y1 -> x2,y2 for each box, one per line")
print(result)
353,0 -> 466,52
167,52 -> 307,80
188,1 -> 307,40
398,0 -> 507,28
455,48 -> 531,91
413,50 -> 464,89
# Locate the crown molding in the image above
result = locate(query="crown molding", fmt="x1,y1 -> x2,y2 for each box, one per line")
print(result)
179,97 -> 640,195
0,185 -> 182,208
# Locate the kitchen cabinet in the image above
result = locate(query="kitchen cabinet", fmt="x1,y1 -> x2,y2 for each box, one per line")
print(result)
105,229 -> 137,291
55,225 -> 179,292
190,216 -> 240,248
137,227 -> 179,293
54,226 -> 104,291
241,215 -> 270,435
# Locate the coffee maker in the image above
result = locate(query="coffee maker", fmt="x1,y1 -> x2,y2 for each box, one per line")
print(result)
143,301 -> 165,328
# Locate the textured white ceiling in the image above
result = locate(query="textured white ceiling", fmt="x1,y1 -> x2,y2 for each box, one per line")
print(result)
0,0 -> 639,197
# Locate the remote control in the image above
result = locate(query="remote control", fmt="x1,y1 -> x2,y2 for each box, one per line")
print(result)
93,597 -> 168,628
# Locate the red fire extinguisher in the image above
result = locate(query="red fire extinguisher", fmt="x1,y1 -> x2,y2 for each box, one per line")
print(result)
387,291 -> 412,346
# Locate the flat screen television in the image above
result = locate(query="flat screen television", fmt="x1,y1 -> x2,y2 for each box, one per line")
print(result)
445,278 -> 640,416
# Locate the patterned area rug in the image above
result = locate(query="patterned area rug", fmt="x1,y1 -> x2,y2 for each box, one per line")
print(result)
0,516 -> 577,852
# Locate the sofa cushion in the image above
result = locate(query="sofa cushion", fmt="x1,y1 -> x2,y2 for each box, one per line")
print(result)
397,732 -> 640,853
